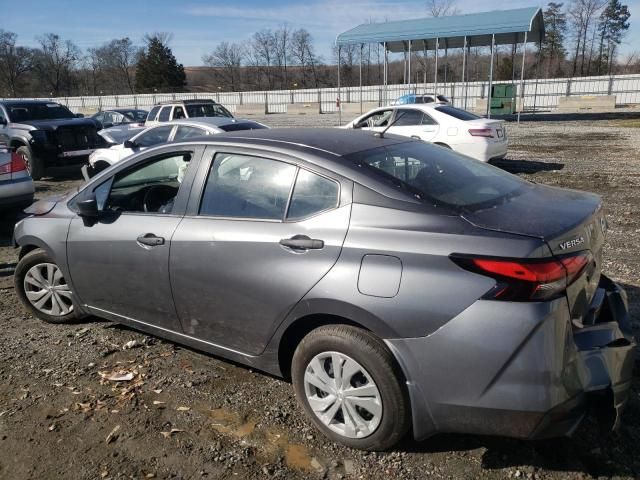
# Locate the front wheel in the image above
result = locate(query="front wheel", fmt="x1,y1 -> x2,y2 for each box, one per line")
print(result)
291,325 -> 410,450
14,249 -> 77,324
17,146 -> 45,181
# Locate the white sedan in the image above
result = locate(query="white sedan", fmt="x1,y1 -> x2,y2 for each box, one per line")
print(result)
85,117 -> 268,178
343,104 -> 508,162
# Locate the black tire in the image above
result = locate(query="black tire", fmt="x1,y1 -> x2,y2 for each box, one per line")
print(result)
14,248 -> 78,324
17,146 -> 45,181
93,161 -> 111,176
291,325 -> 410,451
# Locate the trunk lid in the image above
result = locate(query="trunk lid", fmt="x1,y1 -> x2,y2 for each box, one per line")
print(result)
462,183 -> 605,320
467,118 -> 506,142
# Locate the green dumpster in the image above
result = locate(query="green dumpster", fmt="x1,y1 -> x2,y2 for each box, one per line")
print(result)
489,84 -> 517,115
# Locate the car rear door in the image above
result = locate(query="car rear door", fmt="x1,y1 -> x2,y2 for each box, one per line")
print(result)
387,108 -> 439,141
169,146 -> 352,355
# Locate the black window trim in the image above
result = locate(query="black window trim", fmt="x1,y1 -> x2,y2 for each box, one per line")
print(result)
193,150 -> 342,223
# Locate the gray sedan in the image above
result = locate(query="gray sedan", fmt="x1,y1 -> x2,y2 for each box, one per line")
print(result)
12,129 -> 635,450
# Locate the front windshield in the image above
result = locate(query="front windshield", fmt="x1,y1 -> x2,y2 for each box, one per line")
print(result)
7,102 -> 75,121
185,103 -> 233,118
345,142 -> 525,210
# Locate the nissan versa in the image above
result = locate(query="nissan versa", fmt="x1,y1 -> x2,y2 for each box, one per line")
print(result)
13,129 -> 635,450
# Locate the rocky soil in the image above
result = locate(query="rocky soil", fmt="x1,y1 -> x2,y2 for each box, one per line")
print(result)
0,115 -> 638,479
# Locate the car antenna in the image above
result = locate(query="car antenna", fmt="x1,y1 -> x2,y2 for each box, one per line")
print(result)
375,111 -> 406,139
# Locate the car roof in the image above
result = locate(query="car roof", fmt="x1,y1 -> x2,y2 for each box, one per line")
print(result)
175,127 -> 412,156
156,99 -> 219,106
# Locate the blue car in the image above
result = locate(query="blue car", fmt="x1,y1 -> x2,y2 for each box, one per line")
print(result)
392,93 -> 450,105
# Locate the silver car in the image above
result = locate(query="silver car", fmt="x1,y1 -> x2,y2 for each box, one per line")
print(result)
12,129 -> 635,450
0,144 -> 34,210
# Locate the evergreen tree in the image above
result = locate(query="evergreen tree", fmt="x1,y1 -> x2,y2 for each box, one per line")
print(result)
135,34 -> 186,92
596,0 -> 631,74
540,2 -> 568,77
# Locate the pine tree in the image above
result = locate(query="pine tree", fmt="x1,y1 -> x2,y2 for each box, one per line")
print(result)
540,2 -> 568,77
596,0 -> 631,74
135,34 -> 186,92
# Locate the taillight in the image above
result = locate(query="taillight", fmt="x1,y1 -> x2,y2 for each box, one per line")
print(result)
10,151 -> 27,173
0,151 -> 27,176
450,252 -> 593,301
468,128 -> 494,138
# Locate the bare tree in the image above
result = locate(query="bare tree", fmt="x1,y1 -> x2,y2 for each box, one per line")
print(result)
426,0 -> 460,17
0,30 -> 33,97
32,33 -> 80,96
248,29 -> 277,89
274,24 -> 291,88
203,42 -> 244,91
290,29 -> 320,87
569,0 -> 605,75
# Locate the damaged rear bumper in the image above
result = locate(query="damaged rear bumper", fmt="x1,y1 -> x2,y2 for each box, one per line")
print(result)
386,274 -> 636,441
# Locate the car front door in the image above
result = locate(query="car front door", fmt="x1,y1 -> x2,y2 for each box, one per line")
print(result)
66,148 -> 199,331
169,148 -> 351,355
387,108 -> 439,141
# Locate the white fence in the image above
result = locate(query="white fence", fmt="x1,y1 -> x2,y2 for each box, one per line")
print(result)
5,73 -> 640,115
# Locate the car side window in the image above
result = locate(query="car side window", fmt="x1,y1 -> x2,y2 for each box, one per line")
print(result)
199,153 -> 296,220
105,152 -> 192,214
173,106 -> 186,120
158,106 -> 172,122
287,169 -> 339,220
394,109 -> 425,127
356,109 -> 393,128
421,113 -> 438,126
94,112 -> 104,123
174,126 -> 206,141
134,125 -> 174,148
147,106 -> 160,122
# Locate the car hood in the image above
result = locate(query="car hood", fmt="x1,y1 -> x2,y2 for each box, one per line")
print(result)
16,118 -> 99,131
461,182 -> 601,242
24,189 -> 78,216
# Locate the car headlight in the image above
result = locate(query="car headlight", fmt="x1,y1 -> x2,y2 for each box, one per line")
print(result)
30,130 -> 49,143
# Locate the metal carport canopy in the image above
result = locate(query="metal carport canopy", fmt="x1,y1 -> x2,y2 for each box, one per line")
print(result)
335,7 -> 544,51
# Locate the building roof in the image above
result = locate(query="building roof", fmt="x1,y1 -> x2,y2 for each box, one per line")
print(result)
336,7 -> 544,51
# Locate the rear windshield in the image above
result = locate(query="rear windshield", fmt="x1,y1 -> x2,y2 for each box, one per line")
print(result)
186,103 -> 233,118
435,105 -> 481,121
121,110 -> 148,122
345,142 -> 524,210
218,121 -> 267,132
6,102 -> 75,121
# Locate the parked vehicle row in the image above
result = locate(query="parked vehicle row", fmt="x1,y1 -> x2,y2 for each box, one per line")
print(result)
11,127 -> 636,451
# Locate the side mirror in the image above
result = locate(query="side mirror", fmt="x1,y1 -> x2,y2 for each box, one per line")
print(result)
124,139 -> 138,149
75,113 -> 85,118
77,195 -> 99,218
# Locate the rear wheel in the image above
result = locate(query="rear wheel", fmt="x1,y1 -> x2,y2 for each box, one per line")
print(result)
14,249 -> 77,324
17,146 -> 45,181
291,325 -> 410,450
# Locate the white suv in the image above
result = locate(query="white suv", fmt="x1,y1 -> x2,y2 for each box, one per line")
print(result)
145,99 -> 233,126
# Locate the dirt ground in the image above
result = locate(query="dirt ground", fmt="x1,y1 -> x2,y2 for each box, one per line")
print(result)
0,114 -> 639,480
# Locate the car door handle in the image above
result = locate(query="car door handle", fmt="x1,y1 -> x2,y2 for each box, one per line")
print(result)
279,235 -> 324,250
137,233 -> 165,247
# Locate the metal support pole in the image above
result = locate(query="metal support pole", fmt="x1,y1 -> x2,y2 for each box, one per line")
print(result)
408,41 -> 412,93
444,39 -> 448,88
487,34 -> 495,118
383,42 -> 388,105
403,42 -> 407,85
337,45 -> 341,125
359,44 -> 363,114
423,41 -> 427,86
462,36 -> 467,110
517,31 -> 528,124
533,41 -> 541,113
434,38 -> 439,97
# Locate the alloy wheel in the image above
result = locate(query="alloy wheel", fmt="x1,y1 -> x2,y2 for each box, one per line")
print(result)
303,351 -> 382,439
23,263 -> 73,316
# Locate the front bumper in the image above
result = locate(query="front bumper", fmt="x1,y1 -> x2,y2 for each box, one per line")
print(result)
386,274 -> 636,440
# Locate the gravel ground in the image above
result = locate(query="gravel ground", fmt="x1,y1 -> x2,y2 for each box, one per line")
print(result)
0,114 -> 639,479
